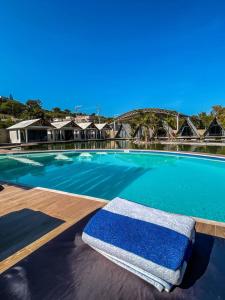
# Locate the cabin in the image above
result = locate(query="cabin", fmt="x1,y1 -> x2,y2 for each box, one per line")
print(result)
95,123 -> 112,139
51,121 -> 82,141
78,122 -> 99,140
6,119 -> 113,144
115,123 -> 132,139
204,118 -> 225,140
177,118 -> 201,140
7,119 -> 54,144
153,120 -> 174,140
134,125 -> 154,141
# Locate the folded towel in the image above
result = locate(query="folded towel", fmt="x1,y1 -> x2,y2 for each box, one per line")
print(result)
82,197 -> 195,292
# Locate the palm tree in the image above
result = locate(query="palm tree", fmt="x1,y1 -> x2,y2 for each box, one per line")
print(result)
134,112 -> 159,142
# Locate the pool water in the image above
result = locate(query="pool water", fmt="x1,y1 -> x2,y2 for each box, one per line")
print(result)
1,151 -> 225,222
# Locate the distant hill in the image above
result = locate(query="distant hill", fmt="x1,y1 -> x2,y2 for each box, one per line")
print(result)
0,95 -> 111,128
1,95 -> 225,130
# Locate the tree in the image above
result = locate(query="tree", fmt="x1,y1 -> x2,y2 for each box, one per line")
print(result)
211,105 -> 225,127
51,107 -> 66,118
0,118 -> 15,129
164,115 -> 176,129
198,111 -> 216,129
64,109 -> 71,115
0,100 -> 25,117
24,99 -> 45,119
52,107 -> 62,113
212,105 -> 224,116
131,112 -> 159,141
26,99 -> 42,110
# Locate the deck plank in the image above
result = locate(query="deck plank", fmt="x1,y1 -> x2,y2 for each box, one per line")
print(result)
0,182 -> 225,274
0,183 -> 105,273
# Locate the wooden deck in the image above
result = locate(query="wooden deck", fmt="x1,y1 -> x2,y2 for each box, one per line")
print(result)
0,183 -> 105,273
0,182 -> 225,274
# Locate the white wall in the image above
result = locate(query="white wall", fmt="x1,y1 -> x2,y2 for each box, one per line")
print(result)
47,130 -> 54,141
74,129 -> 81,140
9,130 -> 21,143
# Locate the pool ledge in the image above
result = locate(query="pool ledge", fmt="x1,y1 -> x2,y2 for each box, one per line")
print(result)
37,187 -> 225,237
2,181 -> 224,238
1,148 -> 225,162
35,186 -> 108,203
38,187 -> 225,238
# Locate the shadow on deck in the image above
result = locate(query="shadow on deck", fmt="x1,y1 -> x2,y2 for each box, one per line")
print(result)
0,209 -> 64,261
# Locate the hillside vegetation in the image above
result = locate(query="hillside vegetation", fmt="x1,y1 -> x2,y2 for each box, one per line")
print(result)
1,95 -> 225,130
0,96 -> 111,128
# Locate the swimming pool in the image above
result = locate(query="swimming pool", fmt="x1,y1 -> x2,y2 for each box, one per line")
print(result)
1,150 -> 225,222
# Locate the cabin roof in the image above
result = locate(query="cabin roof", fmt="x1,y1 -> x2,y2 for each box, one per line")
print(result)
78,122 -> 97,130
7,119 -> 53,130
153,120 -> 174,137
177,118 -> 200,137
51,120 -> 80,129
204,117 -> 225,136
116,123 -> 132,138
95,123 -> 110,130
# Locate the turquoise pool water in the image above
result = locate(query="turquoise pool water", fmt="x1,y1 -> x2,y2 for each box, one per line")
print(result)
1,151 -> 225,222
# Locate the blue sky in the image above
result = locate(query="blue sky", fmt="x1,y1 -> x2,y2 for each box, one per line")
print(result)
0,0 -> 225,116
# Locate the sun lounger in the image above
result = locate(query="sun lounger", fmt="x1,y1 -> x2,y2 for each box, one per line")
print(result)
1,214 -> 225,299
82,197 -> 195,292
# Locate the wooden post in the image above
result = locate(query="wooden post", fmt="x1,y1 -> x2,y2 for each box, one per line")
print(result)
176,114 -> 179,131
25,129 -> 28,143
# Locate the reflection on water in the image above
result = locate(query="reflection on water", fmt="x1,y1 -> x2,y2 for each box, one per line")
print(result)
21,140 -> 225,155
0,152 -> 147,200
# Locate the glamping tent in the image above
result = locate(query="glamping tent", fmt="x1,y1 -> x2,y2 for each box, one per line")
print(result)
115,123 -> 132,139
134,125 -> 154,141
7,119 -> 54,144
153,120 -> 174,140
177,118 -> 200,139
204,118 -> 225,140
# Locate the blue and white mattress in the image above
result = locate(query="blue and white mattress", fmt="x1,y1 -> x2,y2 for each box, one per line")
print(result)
82,197 -> 195,292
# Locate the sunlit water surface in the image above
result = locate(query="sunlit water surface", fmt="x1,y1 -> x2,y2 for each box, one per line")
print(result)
1,151 -> 225,222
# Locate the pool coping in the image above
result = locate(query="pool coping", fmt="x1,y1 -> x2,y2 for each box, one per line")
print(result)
1,149 -> 225,229
38,187 -> 225,227
1,148 -> 225,161
1,180 -> 225,231
36,187 -> 108,203
36,187 -> 225,227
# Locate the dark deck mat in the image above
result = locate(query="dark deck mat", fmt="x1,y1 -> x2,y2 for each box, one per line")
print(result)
0,213 -> 225,300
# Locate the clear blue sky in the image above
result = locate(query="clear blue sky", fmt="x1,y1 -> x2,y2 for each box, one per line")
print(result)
1,0 -> 225,116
